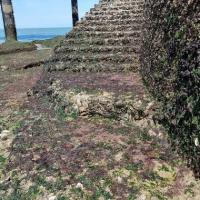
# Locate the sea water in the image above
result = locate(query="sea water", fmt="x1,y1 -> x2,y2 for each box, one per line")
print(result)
0,27 -> 71,43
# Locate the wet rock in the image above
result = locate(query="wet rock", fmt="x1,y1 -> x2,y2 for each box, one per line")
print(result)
117,176 -> 123,183
0,129 -> 14,158
48,195 -> 57,200
76,182 -> 84,190
148,130 -> 157,137
0,130 -> 10,141
136,194 -> 147,200
151,197 -> 159,200
0,65 -> 8,71
27,89 -> 34,97
114,152 -> 123,162
32,154 -> 41,161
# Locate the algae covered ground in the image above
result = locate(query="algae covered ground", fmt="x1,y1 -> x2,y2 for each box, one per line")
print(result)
0,42 -> 200,200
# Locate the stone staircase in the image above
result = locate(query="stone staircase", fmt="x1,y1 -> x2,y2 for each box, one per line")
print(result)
48,0 -> 144,72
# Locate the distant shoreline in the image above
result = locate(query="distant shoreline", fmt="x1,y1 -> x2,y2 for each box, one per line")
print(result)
0,27 -> 72,43
0,27 -> 72,30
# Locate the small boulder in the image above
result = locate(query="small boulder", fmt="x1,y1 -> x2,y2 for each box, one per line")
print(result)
0,65 -> 8,71
48,195 -> 57,200
0,130 -> 10,141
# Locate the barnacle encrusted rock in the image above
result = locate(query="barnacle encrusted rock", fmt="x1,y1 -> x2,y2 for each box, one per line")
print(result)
48,79 -> 153,122
141,0 -> 200,176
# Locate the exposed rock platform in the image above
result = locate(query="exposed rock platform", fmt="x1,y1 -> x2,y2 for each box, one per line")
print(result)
1,0 -> 200,199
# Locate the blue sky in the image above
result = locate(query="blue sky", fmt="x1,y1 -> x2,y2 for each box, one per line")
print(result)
0,0 -> 99,29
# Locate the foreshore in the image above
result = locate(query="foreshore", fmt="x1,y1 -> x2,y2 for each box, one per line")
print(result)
0,36 -> 64,70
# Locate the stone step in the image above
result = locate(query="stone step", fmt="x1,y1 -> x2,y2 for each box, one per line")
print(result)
90,5 -> 143,12
83,13 -> 143,21
73,24 -> 142,32
99,1 -> 144,6
76,19 -> 143,26
88,9 -> 143,16
67,30 -> 141,40
48,60 -> 139,72
54,45 -> 140,54
99,0 -> 144,5
97,4 -> 144,10
53,52 -> 139,64
61,37 -> 141,46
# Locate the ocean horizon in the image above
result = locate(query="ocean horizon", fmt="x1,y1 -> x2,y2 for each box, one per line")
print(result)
0,27 -> 72,44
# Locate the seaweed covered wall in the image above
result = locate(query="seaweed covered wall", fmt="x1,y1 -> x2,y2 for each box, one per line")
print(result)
141,0 -> 200,176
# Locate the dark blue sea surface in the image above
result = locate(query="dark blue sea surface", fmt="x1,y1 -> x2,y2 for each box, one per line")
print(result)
0,27 -> 71,43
